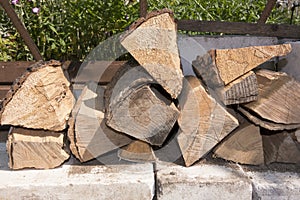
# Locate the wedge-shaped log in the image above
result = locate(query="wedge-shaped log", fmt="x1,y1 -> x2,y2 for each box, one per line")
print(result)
120,9 -> 183,98
107,85 -> 179,146
118,140 -> 156,162
68,82 -> 132,162
193,44 -> 291,87
243,69 -> 300,125
177,76 -> 239,166
262,130 -> 300,165
7,127 -> 69,169
238,107 -> 300,130
214,122 -> 264,165
0,60 -> 75,131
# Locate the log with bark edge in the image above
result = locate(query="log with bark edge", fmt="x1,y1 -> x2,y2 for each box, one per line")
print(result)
120,9 -> 183,99
214,122 -> 264,165
7,127 -> 69,169
262,129 -> 300,165
106,84 -> 179,146
0,60 -> 75,131
105,62 -> 179,146
177,76 -> 239,166
192,44 -> 291,87
237,106 -> 300,131
242,69 -> 300,125
217,71 -> 258,105
68,82 -> 132,162
118,140 -> 156,162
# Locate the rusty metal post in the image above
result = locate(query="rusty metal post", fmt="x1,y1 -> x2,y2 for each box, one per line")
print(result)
0,0 -> 43,61
140,0 -> 148,18
258,0 -> 277,24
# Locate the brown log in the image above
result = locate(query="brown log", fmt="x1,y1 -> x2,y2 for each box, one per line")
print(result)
242,69 -> 300,125
120,9 -> 183,98
214,122 -> 264,165
106,84 -> 179,146
177,76 -> 239,166
262,130 -> 300,165
118,140 -> 156,162
238,106 -> 300,131
0,60 -> 75,131
218,71 -> 258,105
68,82 -> 132,162
7,127 -> 70,169
192,44 -> 291,87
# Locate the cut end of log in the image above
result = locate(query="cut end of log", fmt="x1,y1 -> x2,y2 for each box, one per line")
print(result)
177,76 -> 239,166
120,9 -> 183,98
215,44 -> 292,85
7,127 -> 70,170
68,82 -> 131,162
214,122 -> 264,165
118,140 -> 156,163
0,60 -> 75,131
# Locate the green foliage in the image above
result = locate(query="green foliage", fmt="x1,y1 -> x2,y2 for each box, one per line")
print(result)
0,0 -> 299,61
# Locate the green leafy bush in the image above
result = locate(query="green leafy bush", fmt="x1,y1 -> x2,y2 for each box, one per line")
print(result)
0,0 -> 299,61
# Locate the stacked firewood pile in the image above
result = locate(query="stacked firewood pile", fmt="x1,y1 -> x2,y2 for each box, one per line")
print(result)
0,9 -> 299,169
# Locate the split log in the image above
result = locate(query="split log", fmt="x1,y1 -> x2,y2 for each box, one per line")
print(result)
68,82 -> 132,162
242,69 -> 300,125
262,130 -> 300,165
120,9 -> 183,98
193,44 -> 291,87
106,84 -> 179,146
214,122 -> 264,165
7,127 -> 69,169
0,60 -> 75,131
177,76 -> 239,166
118,140 -> 156,162
238,107 -> 300,130
104,61 -> 156,114
217,71 -> 258,105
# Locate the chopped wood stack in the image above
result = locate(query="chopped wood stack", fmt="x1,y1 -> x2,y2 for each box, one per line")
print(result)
0,60 -> 74,169
1,9 -> 300,169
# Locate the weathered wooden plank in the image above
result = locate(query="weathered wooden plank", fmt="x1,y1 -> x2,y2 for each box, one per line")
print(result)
0,60 -> 75,131
0,85 -> 10,100
70,61 -> 126,85
177,20 -> 300,38
68,82 -> 132,162
121,9 -> 183,98
177,76 -> 239,166
7,127 -> 70,169
118,140 -> 156,162
0,61 -> 36,83
214,122 -> 264,165
243,69 -> 300,124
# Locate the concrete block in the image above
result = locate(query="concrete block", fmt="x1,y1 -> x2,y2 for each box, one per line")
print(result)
0,143 -> 155,200
247,171 -> 300,200
156,162 -> 252,200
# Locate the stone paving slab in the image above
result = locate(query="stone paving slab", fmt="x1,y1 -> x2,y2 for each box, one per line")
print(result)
156,161 -> 253,200
0,143 -> 155,200
246,170 -> 300,200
